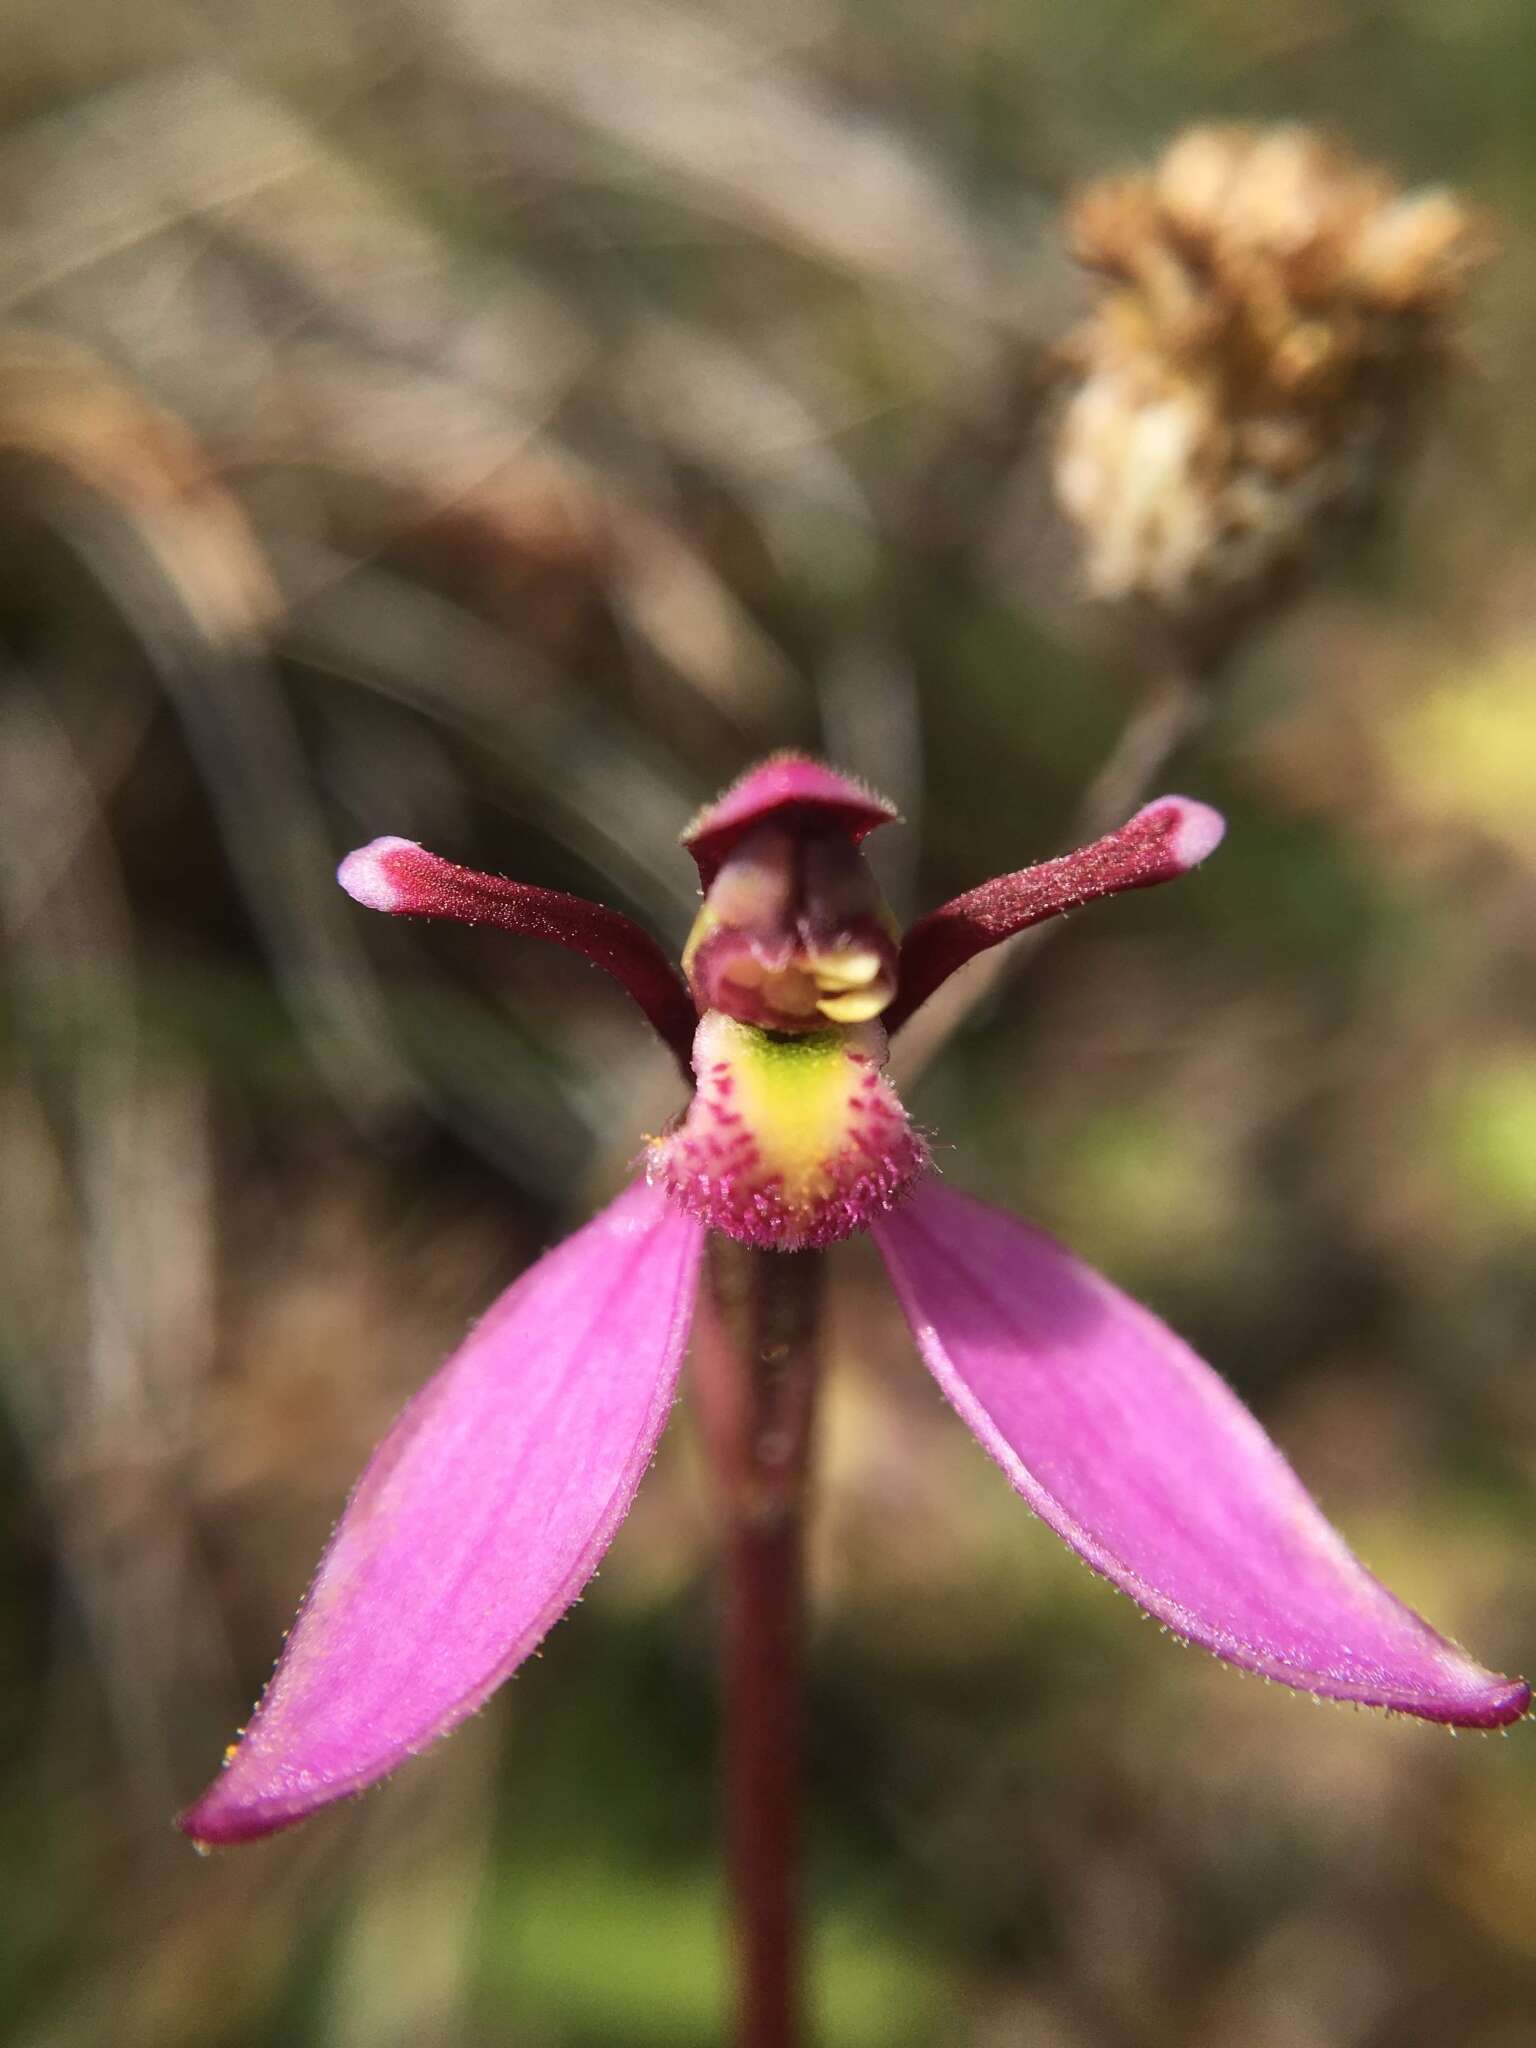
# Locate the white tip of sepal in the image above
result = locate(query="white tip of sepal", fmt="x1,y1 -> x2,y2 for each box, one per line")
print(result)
337,836 -> 422,912
1138,795 -> 1226,872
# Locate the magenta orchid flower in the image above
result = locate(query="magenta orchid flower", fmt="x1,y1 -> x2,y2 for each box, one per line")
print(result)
181,757 -> 1527,1845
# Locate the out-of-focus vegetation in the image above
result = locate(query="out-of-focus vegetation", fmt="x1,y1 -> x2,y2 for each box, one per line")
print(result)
2,4 -> 1534,2044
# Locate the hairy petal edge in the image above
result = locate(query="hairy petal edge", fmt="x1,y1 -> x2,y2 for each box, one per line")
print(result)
181,1179 -> 706,1844
873,1182 -> 1528,1727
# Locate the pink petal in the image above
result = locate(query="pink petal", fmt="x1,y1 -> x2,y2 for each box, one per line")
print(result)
338,836 -> 697,1067
886,796 -> 1225,1032
873,1182 -> 1528,1727
683,755 -> 898,886
181,1180 -> 706,1844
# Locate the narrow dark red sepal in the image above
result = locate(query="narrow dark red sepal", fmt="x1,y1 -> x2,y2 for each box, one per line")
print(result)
339,837 -> 697,1067
886,796 -> 1224,1032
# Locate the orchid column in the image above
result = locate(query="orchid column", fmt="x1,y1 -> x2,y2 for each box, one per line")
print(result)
181,757 -> 1527,2048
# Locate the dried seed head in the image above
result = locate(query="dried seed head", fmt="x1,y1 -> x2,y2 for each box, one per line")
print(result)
1054,125 -> 1488,652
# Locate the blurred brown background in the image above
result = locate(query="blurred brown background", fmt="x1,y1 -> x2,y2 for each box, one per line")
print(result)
1,5 -> 1534,2045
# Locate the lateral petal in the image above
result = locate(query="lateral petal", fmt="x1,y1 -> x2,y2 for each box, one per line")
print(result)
338,836 -> 697,1067
873,1182 -> 1528,1728
886,796 -> 1223,1033
182,1179 -> 706,1844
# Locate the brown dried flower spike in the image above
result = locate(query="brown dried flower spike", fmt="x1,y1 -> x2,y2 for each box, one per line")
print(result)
1054,125 -> 1487,654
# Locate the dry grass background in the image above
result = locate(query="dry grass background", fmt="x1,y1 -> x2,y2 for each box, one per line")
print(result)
2,5 -> 1536,2044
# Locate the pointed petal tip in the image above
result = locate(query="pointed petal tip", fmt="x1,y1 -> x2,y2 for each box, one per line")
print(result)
337,836 -> 422,911
1455,1672 -> 1531,1729
1213,1643 -> 1530,1729
177,1179 -> 705,1844
874,1181 -> 1527,1731
1135,795 -> 1226,871
178,1752 -> 398,1845
176,1787 -> 292,1850
1143,1631 -> 1530,1730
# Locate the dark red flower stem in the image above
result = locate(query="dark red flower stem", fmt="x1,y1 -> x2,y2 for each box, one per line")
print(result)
693,1238 -> 823,2048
